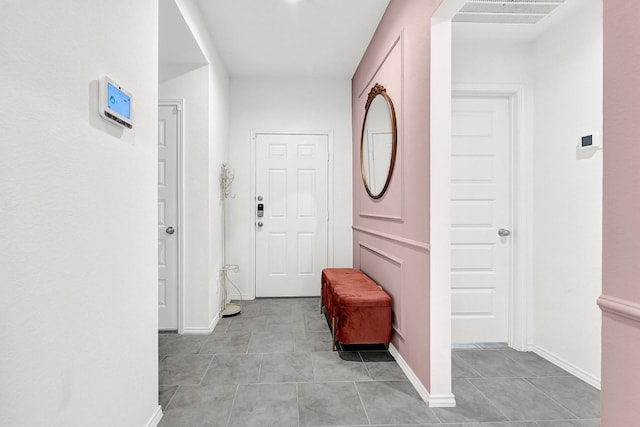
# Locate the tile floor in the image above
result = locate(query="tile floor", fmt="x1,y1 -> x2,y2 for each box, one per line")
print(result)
158,297 -> 600,427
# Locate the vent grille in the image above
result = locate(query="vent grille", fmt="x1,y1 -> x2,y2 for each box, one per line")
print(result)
453,0 -> 565,25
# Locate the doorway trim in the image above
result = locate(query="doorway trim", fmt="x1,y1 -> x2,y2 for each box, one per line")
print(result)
249,130 -> 334,300
451,85 -> 531,351
159,99 -> 185,334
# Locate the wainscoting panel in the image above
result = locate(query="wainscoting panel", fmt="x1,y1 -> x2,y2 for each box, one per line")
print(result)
359,243 -> 405,337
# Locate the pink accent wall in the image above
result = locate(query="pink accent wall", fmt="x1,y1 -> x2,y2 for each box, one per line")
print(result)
352,0 -> 442,391
601,1 -> 640,424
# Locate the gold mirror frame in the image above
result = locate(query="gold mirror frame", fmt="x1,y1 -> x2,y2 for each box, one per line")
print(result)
360,83 -> 398,199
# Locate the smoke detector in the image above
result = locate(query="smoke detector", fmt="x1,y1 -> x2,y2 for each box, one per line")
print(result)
453,0 -> 566,24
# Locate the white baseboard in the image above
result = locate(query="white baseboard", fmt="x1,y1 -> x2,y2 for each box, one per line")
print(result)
230,293 -> 253,301
182,312 -> 219,335
389,344 -> 456,407
145,405 -> 163,427
528,344 -> 601,390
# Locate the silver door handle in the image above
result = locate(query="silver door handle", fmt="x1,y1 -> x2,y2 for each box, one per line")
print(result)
256,221 -> 263,228
498,228 -> 511,237
166,226 -> 175,235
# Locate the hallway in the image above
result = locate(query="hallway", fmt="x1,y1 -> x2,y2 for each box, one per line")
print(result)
158,298 -> 600,427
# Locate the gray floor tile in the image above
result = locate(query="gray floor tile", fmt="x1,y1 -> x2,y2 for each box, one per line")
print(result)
159,354 -> 213,385
247,330 -> 294,353
363,359 -> 407,381
294,330 -> 333,352
432,379 -> 507,423
158,384 -> 237,427
156,298 -> 600,427
536,420 -> 600,427
201,353 -> 262,385
304,312 -> 331,331
199,332 -> 251,354
228,383 -> 298,427
311,351 -> 370,381
159,334 -> 206,356
470,377 -> 576,421
456,350 -> 536,377
226,315 -> 273,333
356,381 -> 439,425
214,316 -> 232,332
527,377 -> 600,419
395,423 -> 539,427
259,352 -> 314,382
477,342 -> 510,349
298,382 -> 369,426
452,352 -> 482,379
501,349 -> 570,377
158,385 -> 178,410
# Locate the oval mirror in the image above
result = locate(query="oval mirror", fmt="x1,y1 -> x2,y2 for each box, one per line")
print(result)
360,83 -> 397,199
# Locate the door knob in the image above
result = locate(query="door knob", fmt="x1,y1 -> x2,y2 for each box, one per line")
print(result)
166,226 -> 175,235
498,228 -> 511,237
256,221 -> 263,228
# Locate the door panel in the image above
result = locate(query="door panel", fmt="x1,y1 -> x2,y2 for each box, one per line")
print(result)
158,105 -> 179,330
255,134 -> 328,297
451,96 -> 511,343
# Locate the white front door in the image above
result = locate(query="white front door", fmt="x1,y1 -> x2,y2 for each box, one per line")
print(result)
158,104 -> 180,330
451,96 -> 511,343
255,133 -> 329,297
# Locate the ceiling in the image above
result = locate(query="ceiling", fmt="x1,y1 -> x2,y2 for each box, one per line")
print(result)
192,0 -> 390,78
159,0 -> 208,82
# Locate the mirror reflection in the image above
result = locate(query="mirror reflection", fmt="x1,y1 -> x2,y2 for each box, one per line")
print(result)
360,84 -> 397,199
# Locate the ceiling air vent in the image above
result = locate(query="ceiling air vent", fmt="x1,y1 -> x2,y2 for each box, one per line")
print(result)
453,0 -> 566,24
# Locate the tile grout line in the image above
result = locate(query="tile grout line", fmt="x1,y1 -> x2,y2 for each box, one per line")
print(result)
224,384 -> 240,427
295,382 -> 301,427
464,377 -> 512,422
197,354 -> 216,385
522,377 -> 583,421
161,384 -> 180,413
358,351 -> 374,381
353,381 -> 372,426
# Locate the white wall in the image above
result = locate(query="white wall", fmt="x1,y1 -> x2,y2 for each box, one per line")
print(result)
173,0 -> 231,332
531,0 -> 602,385
451,0 -> 602,386
0,1 -> 160,426
159,66 -> 216,331
227,78 -> 353,299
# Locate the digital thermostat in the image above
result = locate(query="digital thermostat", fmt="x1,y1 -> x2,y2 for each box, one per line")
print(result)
579,132 -> 601,149
99,76 -> 133,129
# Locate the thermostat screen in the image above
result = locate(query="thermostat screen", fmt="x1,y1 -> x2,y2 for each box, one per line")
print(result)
107,82 -> 131,119
581,135 -> 593,147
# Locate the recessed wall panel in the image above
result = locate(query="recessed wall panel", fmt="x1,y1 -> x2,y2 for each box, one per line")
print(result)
451,156 -> 494,182
158,240 -> 166,267
359,244 -> 404,336
451,244 -> 494,271
451,200 -> 494,227
158,160 -> 166,186
158,280 -> 167,306
269,144 -> 287,159
158,120 -> 166,146
297,233 -> 314,275
451,288 -> 494,316
269,169 -> 287,218
268,233 -> 286,275
297,144 -> 315,159
297,169 -> 315,218
158,200 -> 166,226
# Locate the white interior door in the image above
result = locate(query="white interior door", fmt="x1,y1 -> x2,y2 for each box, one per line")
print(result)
255,133 -> 329,297
451,96 -> 511,343
158,104 -> 180,330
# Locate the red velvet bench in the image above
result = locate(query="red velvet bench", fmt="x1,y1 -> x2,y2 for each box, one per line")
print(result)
321,268 -> 392,350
